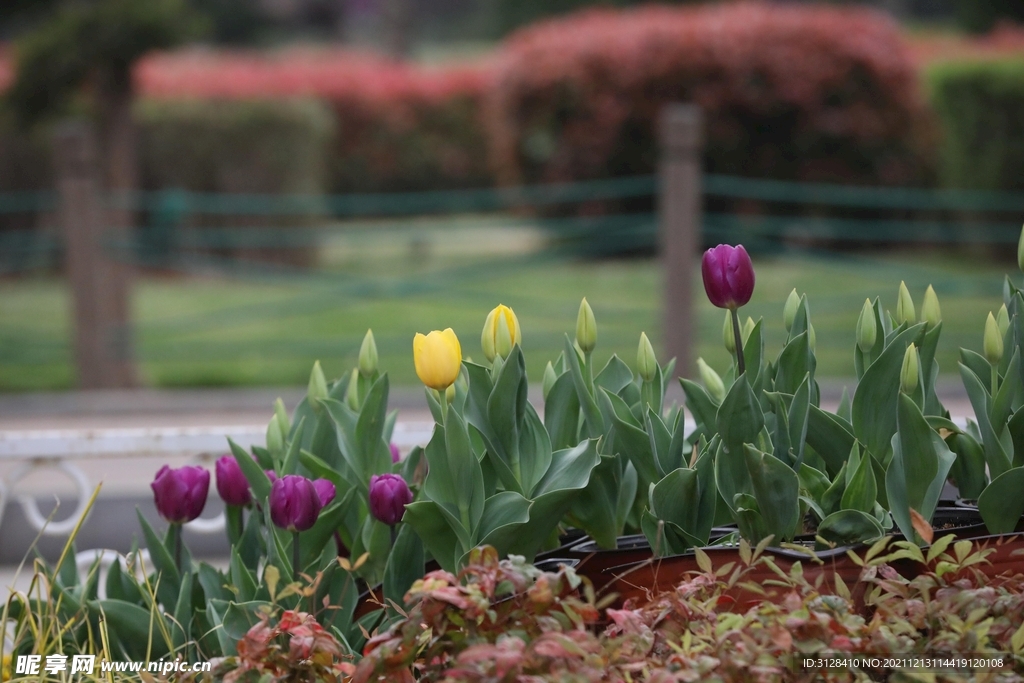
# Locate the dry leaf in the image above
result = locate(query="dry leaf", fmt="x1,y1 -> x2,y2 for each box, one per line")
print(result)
909,508 -> 934,545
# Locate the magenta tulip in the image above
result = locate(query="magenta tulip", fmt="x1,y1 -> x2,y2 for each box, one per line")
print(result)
151,465 -> 210,524
368,473 -> 413,526
389,442 -> 401,463
701,244 -> 755,310
270,475 -> 322,532
215,456 -> 252,507
265,470 -> 278,484
313,479 -> 336,508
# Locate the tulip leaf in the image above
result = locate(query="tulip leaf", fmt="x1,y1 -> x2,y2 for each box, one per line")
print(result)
300,490 -> 354,569
1009,407 -> 1024,469
281,417 -> 306,476
475,491 -> 532,553
403,500 -> 464,573
564,335 -> 604,438
223,601 -> 269,641
960,349 -> 992,390
680,378 -> 719,436
197,562 -> 228,603
717,373 -> 764,452
715,440 -> 751,517
744,445 -> 801,542
356,374 -> 393,480
171,572 -> 194,650
594,354 -> 634,396
743,319 -> 765,388
666,407 -> 688,473
545,371 -> 581,451
978,466 -> 1024,534
788,375 -> 811,468
229,547 -> 257,603
960,361 -> 1012,479
567,454 -> 624,549
487,345 -> 528,493
135,510 -> 180,610
382,523 -> 424,609
227,439 -> 274,504
775,332 -> 814,396
648,459 -> 716,549
798,463 -> 831,509
521,403 -> 553,498
993,350 -> 1021,428
841,445 -> 876,514
805,405 -> 855,478
885,392 -> 955,545
93,599 -> 171,660
947,431 -> 988,500
817,510 -> 884,547
646,408 -> 673,479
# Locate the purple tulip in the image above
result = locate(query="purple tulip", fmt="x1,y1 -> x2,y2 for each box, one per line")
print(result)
151,465 -> 210,524
215,456 -> 252,507
368,473 -> 413,526
265,470 -> 278,484
270,475 -> 322,532
701,244 -> 755,310
390,442 -> 401,463
313,479 -> 336,507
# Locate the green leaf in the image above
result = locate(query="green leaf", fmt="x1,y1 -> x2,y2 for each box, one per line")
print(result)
281,417 -> 306,476
978,467 -> 1024,534
197,563 -> 228,603
775,332 -> 814,396
486,345 -> 528,493
356,374 -> 393,479
171,573 -> 193,650
229,547 -> 257,603
947,430 -> 988,500
224,601 -> 269,640
788,375 -> 811,467
229,438 -> 273,502
93,599 -> 170,660
564,335 -> 604,438
805,406 -> 855,478
300,490 -> 354,569
840,446 -> 877,514
520,404 -> 553,497
135,510 -> 179,610
544,371 -> 581,451
382,524 -> 424,609
567,454 -> 623,549
960,361 -> 1012,478
402,500 -> 463,573
744,445 -> 801,542
475,491 -> 532,555
717,373 -> 764,452
594,354 -> 634,396
681,378 -> 719,435
817,510 -> 884,547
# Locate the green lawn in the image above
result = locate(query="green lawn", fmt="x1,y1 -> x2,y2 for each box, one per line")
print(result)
0,248 -> 1011,391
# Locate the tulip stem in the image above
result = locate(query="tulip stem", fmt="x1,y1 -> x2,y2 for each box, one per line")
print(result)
730,308 -> 746,376
439,391 -> 449,425
173,523 -> 182,573
389,524 -> 397,551
992,364 -> 1000,397
292,531 -> 301,583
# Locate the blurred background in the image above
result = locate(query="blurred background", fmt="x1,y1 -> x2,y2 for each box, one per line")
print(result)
2,0 -> 1024,392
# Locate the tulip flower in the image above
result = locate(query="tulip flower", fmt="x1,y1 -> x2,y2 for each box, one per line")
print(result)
702,244 -> 755,375
895,281 -> 915,326
481,305 -> 522,362
308,361 -> 328,415
985,311 -> 1004,365
575,298 -> 597,354
857,299 -> 877,353
413,328 -> 462,392
636,332 -> 658,382
313,479 -> 336,508
151,464 -> 210,570
542,361 -> 557,401
266,416 -> 285,456
369,473 -> 413,527
998,304 -> 1010,338
271,475 -> 324,581
697,358 -> 725,403
783,289 -> 800,332
215,456 -> 252,508
921,285 -> 941,328
900,344 -> 919,395
359,329 -> 379,378
389,442 -> 402,463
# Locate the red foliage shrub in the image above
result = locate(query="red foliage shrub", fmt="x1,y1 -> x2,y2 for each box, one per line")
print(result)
486,2 -> 935,188
135,49 -> 495,193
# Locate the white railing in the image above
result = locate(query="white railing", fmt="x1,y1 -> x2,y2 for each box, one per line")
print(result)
0,421 -> 435,538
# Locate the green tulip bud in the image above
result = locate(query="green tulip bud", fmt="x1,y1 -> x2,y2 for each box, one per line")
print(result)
808,323 -> 816,353
480,308 -> 497,362
1018,224 -> 1024,275
307,360 -> 328,413
742,317 -> 756,344
895,281 -> 915,326
722,311 -> 735,354
783,289 -> 800,332
542,361 -> 557,400
921,285 -> 941,328
266,414 -> 284,454
856,298 -> 877,353
900,343 -> 919,395
345,368 -> 360,410
697,358 -> 726,403
273,397 -> 290,438
358,329 -> 378,378
637,332 -> 658,382
495,311 -> 514,360
575,298 -> 597,353
985,312 -> 1004,364
997,304 -> 1010,338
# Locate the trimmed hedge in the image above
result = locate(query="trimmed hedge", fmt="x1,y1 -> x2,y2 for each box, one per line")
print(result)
928,58 -> 1024,192
486,2 -> 935,189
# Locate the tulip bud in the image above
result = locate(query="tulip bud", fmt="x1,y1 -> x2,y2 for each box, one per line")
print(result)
576,298 -> 597,353
273,398 -> 290,439
215,456 -> 252,507
542,361 -> 557,400
637,332 -> 658,382
856,299 -> 877,353
722,311 -> 735,354
389,442 -> 401,463
270,475 -> 322,533
307,361 -> 329,412
742,317 -> 756,344
921,285 -> 941,328
265,469 -> 278,484
358,329 -> 378,378
895,281 -> 915,326
808,323 -> 816,353
345,369 -> 360,411
368,473 -> 413,526
152,465 -> 210,524
701,244 -> 755,310
413,328 -> 462,391
495,312 -> 514,360
482,304 -> 521,362
984,312 -> 1004,364
313,479 -> 336,508
1018,224 -> 1024,275
783,289 -> 800,332
480,308 -> 497,362
266,416 -> 284,455
697,358 -> 726,403
900,343 -> 919,395
997,304 -> 1010,338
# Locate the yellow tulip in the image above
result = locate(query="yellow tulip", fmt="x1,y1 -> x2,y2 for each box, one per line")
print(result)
481,304 -> 522,362
414,328 -> 463,391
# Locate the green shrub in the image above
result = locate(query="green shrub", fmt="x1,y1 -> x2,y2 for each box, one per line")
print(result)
928,58 -> 1024,191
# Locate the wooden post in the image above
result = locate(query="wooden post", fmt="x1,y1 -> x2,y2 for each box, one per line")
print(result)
659,104 -> 703,380
55,122 -> 137,388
